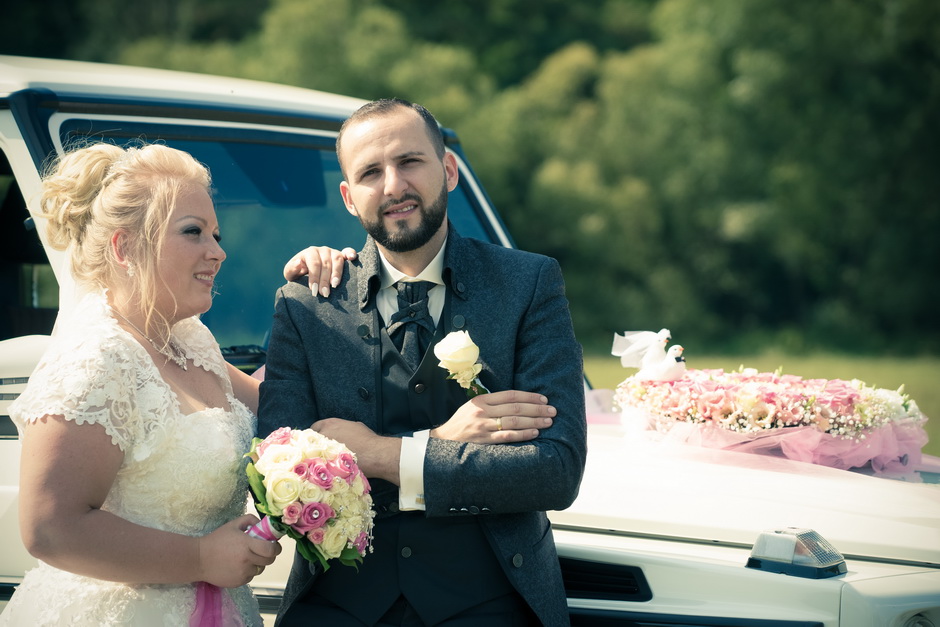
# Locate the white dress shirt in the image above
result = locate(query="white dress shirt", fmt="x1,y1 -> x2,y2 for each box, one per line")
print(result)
376,244 -> 447,511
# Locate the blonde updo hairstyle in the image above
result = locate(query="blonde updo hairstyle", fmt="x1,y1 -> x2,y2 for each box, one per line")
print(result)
40,142 -> 212,331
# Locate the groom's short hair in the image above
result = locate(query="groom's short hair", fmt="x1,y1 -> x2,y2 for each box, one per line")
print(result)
336,98 -> 446,178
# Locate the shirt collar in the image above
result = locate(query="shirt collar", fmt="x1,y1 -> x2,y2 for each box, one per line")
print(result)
378,242 -> 447,290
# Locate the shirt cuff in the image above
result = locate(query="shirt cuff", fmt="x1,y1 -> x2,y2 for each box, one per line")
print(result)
399,429 -> 429,511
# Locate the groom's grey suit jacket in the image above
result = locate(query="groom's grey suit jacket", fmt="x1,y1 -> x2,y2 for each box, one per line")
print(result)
258,226 -> 587,626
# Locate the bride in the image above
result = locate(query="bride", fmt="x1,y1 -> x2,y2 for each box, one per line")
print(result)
0,143 -> 350,626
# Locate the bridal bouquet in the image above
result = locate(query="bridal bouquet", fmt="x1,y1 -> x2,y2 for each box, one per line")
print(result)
244,427 -> 374,570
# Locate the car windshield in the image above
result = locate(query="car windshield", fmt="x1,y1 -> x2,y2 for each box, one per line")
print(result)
59,120 -> 493,366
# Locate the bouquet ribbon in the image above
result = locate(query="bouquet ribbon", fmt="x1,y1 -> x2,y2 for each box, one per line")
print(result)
188,518 -> 283,626
246,515 -> 285,542
190,581 -> 224,627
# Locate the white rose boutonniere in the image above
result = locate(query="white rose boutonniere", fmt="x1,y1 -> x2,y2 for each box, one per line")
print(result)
434,330 -> 490,397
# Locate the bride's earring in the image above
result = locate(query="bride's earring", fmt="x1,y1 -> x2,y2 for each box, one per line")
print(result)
126,262 -> 136,278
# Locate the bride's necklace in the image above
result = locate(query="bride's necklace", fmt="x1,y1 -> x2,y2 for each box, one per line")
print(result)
113,311 -> 188,371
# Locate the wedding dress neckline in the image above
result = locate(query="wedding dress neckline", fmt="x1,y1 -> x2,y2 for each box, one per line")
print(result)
105,306 -> 236,418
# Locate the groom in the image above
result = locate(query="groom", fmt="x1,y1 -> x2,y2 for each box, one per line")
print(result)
258,98 -> 587,626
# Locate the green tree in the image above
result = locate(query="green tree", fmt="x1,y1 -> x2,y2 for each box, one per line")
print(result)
7,0 -> 938,354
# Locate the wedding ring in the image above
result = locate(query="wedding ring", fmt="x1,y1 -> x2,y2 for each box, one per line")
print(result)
496,417 -> 503,431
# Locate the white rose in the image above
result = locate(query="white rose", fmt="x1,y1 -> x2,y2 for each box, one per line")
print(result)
323,439 -> 349,459
349,473 -> 367,497
434,331 -> 481,387
291,430 -> 331,460
255,444 -> 303,476
330,475 -> 350,495
263,469 -> 303,515
299,482 -> 328,504
332,490 -> 359,514
453,363 -> 482,389
342,515 -> 365,537
321,525 -> 349,559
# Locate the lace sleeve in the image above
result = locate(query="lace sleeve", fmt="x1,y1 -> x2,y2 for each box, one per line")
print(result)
9,291 -> 174,459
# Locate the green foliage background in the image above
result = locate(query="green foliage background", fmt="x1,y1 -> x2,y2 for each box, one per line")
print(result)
4,0 -> 939,356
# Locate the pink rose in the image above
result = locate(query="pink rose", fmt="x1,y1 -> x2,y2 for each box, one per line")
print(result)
281,501 -> 303,525
820,380 -> 860,415
328,453 -> 357,481
292,461 -> 310,478
306,460 -> 334,489
258,427 -> 293,458
697,389 -> 734,421
776,402 -> 807,426
353,531 -> 369,555
307,528 -> 326,545
293,502 -> 334,533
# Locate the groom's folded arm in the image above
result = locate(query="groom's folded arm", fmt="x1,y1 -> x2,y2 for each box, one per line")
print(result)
423,257 -> 588,517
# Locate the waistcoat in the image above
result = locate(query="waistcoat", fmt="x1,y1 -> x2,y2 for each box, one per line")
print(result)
311,297 -> 513,625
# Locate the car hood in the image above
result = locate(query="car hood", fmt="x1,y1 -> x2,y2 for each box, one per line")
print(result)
550,423 -> 940,567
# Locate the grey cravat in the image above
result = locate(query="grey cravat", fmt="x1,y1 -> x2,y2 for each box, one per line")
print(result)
386,280 -> 436,370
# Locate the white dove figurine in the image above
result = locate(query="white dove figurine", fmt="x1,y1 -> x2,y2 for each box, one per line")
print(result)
611,328 -> 672,369
635,345 -> 687,381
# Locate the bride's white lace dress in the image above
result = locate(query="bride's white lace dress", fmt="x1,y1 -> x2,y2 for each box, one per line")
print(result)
1,290 -> 262,626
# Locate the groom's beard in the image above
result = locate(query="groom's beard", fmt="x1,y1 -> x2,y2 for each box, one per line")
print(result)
359,185 -> 448,253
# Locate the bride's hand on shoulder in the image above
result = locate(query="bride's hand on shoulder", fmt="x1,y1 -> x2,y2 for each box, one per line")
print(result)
283,246 -> 357,298
196,514 -> 281,588
431,390 -> 556,444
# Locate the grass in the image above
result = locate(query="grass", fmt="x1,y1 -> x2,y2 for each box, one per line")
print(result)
584,352 -> 940,459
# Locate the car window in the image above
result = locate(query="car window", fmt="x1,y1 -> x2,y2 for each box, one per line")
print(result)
0,148 -> 58,341
58,120 -> 493,368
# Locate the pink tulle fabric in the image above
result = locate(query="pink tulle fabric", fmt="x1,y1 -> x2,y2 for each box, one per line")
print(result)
190,581 -> 243,627
585,388 -> 933,481
654,413 -> 929,480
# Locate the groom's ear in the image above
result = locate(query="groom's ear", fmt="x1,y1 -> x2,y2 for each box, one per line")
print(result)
444,151 -> 459,192
340,181 -> 359,218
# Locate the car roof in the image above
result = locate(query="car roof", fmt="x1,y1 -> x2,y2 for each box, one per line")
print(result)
0,55 -> 366,122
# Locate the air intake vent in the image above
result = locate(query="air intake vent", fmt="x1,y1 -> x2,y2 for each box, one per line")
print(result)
560,557 -> 652,602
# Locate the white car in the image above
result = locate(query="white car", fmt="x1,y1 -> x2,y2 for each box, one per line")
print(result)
1,56 -> 938,626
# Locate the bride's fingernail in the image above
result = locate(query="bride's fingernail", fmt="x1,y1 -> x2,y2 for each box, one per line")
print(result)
320,286 -> 330,298
331,278 -> 340,288
310,283 -> 318,295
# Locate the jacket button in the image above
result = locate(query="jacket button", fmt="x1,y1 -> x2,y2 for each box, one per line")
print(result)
512,554 -> 524,568
388,502 -> 399,513
401,547 -> 412,558
456,282 -> 466,293
468,505 -> 480,515
357,324 -> 370,338
358,387 -> 370,400
414,383 -> 426,394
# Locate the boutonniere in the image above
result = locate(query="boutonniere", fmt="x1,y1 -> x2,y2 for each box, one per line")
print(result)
434,331 -> 490,398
